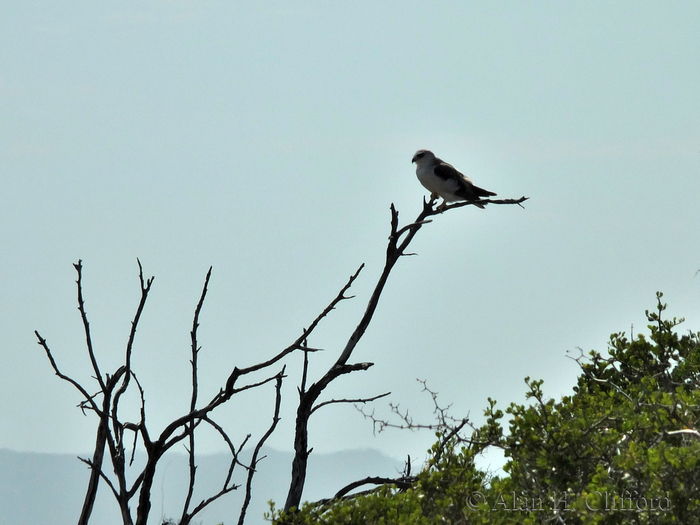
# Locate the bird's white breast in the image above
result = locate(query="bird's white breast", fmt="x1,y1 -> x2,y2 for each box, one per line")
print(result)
416,164 -> 461,201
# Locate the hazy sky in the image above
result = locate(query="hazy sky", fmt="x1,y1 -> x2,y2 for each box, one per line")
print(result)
2,2 -> 699,470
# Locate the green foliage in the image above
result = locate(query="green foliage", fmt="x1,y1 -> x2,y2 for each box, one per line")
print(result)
268,294 -> 700,524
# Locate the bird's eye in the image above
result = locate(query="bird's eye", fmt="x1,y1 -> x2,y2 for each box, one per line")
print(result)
417,153 -> 424,158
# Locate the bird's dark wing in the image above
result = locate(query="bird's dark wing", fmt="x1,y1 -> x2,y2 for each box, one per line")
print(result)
432,161 -> 460,181
434,160 -> 497,200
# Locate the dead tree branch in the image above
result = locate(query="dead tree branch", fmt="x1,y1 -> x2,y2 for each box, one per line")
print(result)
179,266 -> 211,525
283,195 -> 527,512
74,260 -> 106,393
310,392 -> 391,415
237,367 -> 285,525
222,264 -> 364,394
317,475 -> 416,506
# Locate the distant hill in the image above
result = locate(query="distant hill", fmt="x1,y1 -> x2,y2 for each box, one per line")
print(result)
0,447 -> 403,525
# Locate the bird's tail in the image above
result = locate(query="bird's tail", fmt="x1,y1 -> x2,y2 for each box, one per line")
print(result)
473,186 -> 497,198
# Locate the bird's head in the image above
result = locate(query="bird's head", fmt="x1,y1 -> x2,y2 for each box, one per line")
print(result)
412,149 -> 435,165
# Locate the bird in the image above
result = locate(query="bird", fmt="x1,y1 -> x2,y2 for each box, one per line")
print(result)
412,149 -> 496,210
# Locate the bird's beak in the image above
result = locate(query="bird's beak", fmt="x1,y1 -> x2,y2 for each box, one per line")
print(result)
411,156 -> 416,163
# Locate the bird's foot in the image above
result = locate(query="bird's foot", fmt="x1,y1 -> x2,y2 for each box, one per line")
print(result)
436,200 -> 449,213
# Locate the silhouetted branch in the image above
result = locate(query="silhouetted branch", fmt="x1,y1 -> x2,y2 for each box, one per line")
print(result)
300,341 -> 310,395
311,392 -> 391,415
34,332 -> 100,413
74,260 -> 106,392
314,475 -> 416,507
355,379 -> 501,467
112,259 -> 154,451
237,367 -> 285,525
442,195 -> 529,211
200,416 -> 250,486
223,265 -> 364,391
357,380 -> 472,435
78,456 -> 119,499
128,372 -> 146,467
180,266 -> 211,524
306,452 -> 417,510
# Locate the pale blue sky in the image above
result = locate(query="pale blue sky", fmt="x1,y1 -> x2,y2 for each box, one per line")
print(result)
2,2 -> 699,469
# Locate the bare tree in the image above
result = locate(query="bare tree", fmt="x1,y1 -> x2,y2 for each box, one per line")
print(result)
36,262 -> 286,525
35,194 -> 527,524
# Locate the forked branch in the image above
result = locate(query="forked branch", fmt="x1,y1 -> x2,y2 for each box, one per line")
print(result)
284,194 -> 528,512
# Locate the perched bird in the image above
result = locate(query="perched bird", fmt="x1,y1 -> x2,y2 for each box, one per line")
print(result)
412,149 -> 496,209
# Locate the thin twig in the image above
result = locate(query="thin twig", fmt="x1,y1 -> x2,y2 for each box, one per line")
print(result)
112,260 -> 154,451
34,331 -> 102,414
442,196 -> 529,211
78,457 -> 119,499
223,265 -> 364,392
200,417 -> 250,486
74,260 -> 106,392
181,267 -> 212,523
311,392 -> 390,415
238,367 -> 285,525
